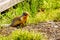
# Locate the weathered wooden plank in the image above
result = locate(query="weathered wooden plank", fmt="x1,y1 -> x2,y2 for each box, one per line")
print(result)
0,0 -> 24,12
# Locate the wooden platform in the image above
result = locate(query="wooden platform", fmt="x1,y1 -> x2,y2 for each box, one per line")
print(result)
0,0 -> 24,12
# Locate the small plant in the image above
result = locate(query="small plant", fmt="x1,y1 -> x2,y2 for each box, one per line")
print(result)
0,29 -> 47,40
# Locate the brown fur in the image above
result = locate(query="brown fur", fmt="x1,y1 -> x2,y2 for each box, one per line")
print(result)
10,12 -> 29,27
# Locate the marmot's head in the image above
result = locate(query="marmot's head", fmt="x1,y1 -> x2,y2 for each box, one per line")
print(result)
22,11 -> 29,16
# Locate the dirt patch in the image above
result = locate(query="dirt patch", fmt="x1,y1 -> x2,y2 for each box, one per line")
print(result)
0,22 -> 60,40
0,27 -> 17,36
22,22 -> 60,40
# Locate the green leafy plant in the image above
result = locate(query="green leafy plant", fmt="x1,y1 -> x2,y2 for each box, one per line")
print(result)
0,29 -> 47,40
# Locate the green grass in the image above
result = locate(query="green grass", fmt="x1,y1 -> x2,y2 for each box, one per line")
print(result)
0,29 -> 47,40
0,0 -> 60,40
0,0 -> 60,24
27,9 -> 60,24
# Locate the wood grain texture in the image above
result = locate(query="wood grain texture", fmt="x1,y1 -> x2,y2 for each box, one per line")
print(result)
0,0 -> 24,12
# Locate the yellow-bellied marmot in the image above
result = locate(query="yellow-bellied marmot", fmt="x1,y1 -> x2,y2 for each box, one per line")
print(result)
10,12 -> 29,27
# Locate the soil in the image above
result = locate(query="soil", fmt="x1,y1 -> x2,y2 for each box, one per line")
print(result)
0,22 -> 60,40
